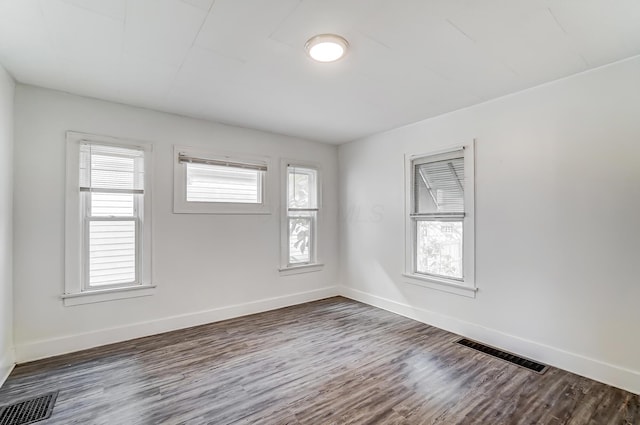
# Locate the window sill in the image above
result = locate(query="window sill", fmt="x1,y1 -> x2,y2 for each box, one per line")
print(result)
402,273 -> 477,298
62,284 -> 156,306
279,263 -> 324,276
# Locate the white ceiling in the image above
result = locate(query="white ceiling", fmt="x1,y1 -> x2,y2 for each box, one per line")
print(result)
1,0 -> 639,144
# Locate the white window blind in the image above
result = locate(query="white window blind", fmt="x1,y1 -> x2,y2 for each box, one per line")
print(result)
414,153 -> 464,216
185,163 -> 262,203
179,154 -> 265,204
412,150 -> 465,280
80,143 -> 144,289
80,144 -> 144,193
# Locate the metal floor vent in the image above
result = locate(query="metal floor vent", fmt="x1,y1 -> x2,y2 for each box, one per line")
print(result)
0,391 -> 58,425
456,338 -> 548,374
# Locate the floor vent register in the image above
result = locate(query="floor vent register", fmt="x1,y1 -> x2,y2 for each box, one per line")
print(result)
456,338 -> 548,374
0,391 -> 58,425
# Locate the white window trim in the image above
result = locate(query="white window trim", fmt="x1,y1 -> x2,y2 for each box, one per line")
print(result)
404,140 -> 476,298
61,284 -> 157,306
173,145 -> 271,215
64,131 -> 154,306
278,263 -> 324,276
279,159 -> 324,275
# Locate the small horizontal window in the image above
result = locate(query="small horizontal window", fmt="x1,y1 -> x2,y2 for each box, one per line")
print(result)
173,146 -> 271,214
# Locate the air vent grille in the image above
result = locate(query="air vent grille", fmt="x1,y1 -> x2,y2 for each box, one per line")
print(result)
456,338 -> 548,373
0,391 -> 58,425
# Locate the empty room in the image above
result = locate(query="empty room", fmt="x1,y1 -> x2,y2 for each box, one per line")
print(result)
0,0 -> 639,424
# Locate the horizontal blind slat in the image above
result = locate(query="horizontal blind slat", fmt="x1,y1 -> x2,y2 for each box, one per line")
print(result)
88,220 -> 136,287
80,143 -> 144,192
186,163 -> 261,203
414,156 -> 465,214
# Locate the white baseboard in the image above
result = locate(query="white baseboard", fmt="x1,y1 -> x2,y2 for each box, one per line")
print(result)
15,286 -> 340,364
339,286 -> 640,395
12,285 -> 639,395
0,348 -> 16,388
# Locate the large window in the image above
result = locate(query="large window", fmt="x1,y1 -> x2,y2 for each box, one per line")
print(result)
174,146 -> 270,214
405,144 -> 475,296
65,132 -> 153,305
280,162 -> 323,273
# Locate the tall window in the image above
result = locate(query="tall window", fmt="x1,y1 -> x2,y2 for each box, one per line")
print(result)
65,132 -> 153,305
80,143 -> 145,289
405,144 -> 475,295
413,152 -> 465,279
173,146 -> 269,214
285,165 -> 319,267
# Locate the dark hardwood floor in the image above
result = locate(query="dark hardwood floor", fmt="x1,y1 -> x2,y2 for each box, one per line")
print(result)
1,297 -> 638,424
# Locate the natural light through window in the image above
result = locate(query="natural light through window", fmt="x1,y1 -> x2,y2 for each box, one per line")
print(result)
405,144 -> 475,296
173,147 -> 269,214
65,132 -> 153,306
185,163 -> 262,203
80,143 -> 144,289
286,165 -> 318,266
416,220 -> 463,278
413,155 -> 465,280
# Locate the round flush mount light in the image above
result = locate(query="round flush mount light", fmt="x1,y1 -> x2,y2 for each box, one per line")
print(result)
305,34 -> 349,62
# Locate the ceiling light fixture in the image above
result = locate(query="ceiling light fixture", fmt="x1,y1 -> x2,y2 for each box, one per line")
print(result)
305,34 -> 349,63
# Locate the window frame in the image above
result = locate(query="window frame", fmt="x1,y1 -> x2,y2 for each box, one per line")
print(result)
403,141 -> 476,297
173,145 -> 271,215
64,131 -> 154,306
279,159 -> 324,275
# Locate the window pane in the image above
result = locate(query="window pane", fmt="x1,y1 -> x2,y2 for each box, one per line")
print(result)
80,144 -> 144,191
416,220 -> 463,279
289,216 -> 312,264
186,163 -> 261,203
288,167 -> 317,209
91,192 -> 134,217
89,220 -> 136,286
415,157 -> 464,214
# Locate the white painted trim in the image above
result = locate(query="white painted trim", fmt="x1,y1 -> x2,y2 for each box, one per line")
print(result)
62,285 -> 157,306
173,145 -> 272,215
339,286 -> 640,395
14,286 -> 340,363
279,263 -> 325,276
402,273 -> 476,298
0,348 -> 15,388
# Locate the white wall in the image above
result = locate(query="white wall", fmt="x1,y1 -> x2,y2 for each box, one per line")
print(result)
9,57 -> 640,394
0,65 -> 15,384
13,85 -> 339,361
339,56 -> 640,394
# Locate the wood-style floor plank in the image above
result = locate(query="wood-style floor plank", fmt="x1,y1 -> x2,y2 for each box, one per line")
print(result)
0,297 -> 637,424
